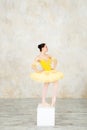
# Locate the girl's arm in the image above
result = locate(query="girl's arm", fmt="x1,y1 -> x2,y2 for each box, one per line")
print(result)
32,57 -> 43,73
47,54 -> 58,69
51,57 -> 58,69
32,58 -> 40,72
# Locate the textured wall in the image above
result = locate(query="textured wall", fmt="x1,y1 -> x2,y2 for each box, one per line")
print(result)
0,0 -> 87,98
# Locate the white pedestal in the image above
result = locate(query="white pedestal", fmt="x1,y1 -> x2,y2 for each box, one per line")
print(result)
37,104 -> 55,126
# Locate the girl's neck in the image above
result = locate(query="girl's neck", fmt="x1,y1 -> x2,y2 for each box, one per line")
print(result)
40,51 -> 46,55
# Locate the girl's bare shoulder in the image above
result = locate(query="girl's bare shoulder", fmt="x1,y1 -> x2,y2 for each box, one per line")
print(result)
34,55 -> 41,62
46,54 -> 52,58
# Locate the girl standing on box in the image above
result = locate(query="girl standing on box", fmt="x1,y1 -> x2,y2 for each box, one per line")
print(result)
30,43 -> 63,107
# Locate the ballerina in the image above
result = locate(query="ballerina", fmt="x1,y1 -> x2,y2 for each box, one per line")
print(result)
30,43 -> 63,107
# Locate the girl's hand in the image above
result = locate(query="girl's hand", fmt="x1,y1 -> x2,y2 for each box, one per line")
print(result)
36,70 -> 44,73
51,68 -> 55,70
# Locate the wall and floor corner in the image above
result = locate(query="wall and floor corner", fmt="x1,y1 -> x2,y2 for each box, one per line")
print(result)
0,0 -> 87,98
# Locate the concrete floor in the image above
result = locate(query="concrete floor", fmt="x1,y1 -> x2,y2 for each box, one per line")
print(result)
0,98 -> 87,130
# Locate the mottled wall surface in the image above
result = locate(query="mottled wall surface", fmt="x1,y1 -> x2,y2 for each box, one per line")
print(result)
0,0 -> 87,98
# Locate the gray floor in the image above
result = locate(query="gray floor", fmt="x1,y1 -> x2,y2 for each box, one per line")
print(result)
0,98 -> 87,130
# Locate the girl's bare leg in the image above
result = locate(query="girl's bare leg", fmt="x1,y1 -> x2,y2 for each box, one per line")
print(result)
51,81 -> 58,107
41,82 -> 50,106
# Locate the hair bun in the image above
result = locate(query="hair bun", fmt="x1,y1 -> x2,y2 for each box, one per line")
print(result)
38,45 -> 40,49
37,43 -> 46,52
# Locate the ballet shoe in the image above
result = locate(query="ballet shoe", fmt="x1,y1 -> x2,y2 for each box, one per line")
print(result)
40,102 -> 50,107
50,103 -> 55,107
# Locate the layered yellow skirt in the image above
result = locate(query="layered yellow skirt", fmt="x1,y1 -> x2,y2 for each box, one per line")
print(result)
30,69 -> 64,83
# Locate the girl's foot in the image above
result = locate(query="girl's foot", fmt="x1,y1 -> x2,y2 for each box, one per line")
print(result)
50,102 -> 55,107
51,97 -> 56,107
41,102 -> 50,107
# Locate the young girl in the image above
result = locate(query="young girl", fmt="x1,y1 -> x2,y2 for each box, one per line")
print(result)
30,43 -> 63,107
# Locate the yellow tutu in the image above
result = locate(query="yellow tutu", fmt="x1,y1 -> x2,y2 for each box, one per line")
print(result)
30,57 -> 64,83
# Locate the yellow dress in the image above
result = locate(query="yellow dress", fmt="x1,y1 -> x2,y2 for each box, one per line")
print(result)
30,58 -> 64,83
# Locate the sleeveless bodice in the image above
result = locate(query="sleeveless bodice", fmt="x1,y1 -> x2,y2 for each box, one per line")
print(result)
39,58 -> 52,71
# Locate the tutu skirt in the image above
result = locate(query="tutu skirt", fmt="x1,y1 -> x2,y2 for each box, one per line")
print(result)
30,70 -> 64,83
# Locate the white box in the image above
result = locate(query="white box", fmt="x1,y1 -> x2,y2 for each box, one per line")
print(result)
37,104 -> 55,126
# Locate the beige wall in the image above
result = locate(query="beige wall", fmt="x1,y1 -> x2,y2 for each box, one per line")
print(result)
0,0 -> 87,98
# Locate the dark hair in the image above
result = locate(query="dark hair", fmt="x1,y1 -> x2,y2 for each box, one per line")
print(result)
38,43 -> 46,52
